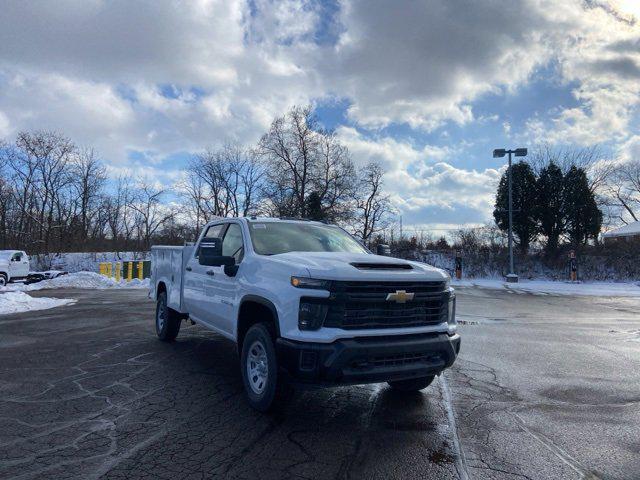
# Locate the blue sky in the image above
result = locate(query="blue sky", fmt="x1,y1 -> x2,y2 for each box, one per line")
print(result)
0,0 -> 639,232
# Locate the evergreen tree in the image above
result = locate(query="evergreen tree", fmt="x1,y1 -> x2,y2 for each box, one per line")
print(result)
535,163 -> 565,254
564,166 -> 602,246
493,162 -> 538,253
305,191 -> 325,221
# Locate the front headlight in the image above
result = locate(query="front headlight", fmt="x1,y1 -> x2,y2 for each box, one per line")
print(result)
298,301 -> 328,331
290,276 -> 331,290
447,288 -> 457,335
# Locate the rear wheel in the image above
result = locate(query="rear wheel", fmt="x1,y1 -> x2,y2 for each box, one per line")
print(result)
387,375 -> 435,392
156,291 -> 181,341
240,323 -> 291,412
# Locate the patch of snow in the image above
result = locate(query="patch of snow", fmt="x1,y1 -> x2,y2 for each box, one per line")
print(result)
30,251 -> 149,273
453,278 -> 640,297
0,291 -> 76,315
2,272 -> 150,292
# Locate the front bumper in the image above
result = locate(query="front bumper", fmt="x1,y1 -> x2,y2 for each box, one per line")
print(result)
276,332 -> 461,386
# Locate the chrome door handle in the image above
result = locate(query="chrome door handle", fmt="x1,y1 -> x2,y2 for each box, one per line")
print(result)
206,270 -> 215,276
185,266 -> 192,271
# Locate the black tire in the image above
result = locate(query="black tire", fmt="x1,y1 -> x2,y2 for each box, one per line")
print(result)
240,323 -> 290,412
387,375 -> 435,392
0,273 -> 7,287
155,291 -> 181,341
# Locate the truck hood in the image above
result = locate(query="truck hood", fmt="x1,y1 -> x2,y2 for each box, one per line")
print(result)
270,251 -> 449,282
0,259 -> 9,269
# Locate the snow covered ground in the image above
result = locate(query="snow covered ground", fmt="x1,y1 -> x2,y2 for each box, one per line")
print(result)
30,251 -> 149,272
1,272 -> 149,292
0,272 -> 149,315
0,291 -> 76,315
453,278 -> 640,297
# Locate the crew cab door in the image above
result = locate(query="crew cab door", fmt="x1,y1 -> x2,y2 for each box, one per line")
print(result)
183,223 -> 227,326
10,252 -> 29,278
205,222 -> 245,335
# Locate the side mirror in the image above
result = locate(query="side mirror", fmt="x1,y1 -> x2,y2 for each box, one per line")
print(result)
200,254 -> 235,267
199,239 -> 223,266
376,244 -> 391,256
198,238 -> 239,276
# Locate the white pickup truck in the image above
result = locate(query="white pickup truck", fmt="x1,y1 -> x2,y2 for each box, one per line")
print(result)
150,217 -> 460,411
0,250 -> 30,286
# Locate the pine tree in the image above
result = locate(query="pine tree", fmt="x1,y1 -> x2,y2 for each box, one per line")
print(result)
535,163 -> 565,254
564,166 -> 602,246
493,162 -> 538,253
305,191 -> 325,221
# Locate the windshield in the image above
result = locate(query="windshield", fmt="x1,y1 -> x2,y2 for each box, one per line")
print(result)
248,222 -> 368,255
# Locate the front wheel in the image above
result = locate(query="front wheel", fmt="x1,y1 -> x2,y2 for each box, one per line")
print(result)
240,323 -> 290,412
387,375 -> 435,392
155,291 -> 181,341
0,274 -> 7,287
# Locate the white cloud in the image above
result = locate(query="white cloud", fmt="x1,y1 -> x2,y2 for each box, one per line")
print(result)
325,0 -> 554,130
337,127 -> 501,228
0,111 -> 11,139
0,0 -> 639,229
617,135 -> 640,163
523,1 -> 640,145
1,0 -> 638,155
0,0 -> 325,162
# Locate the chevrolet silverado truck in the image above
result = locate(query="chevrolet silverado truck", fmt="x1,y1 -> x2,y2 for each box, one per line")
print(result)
150,218 -> 460,411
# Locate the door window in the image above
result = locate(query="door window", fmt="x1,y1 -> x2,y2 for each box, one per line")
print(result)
204,224 -> 226,239
222,224 -> 244,263
196,224 -> 227,258
11,252 -> 22,262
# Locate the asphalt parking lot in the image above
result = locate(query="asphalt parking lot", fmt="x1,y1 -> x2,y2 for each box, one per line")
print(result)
1,287 -> 639,480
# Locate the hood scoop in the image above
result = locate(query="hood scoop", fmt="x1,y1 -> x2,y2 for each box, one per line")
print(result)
350,262 -> 413,270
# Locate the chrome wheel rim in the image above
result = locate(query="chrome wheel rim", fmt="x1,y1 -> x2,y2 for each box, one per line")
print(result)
246,340 -> 269,395
156,299 -> 166,331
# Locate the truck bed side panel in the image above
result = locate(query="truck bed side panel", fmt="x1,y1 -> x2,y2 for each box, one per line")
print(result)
151,246 -> 191,314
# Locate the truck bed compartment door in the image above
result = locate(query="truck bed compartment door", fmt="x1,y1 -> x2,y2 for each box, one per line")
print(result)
168,249 -> 183,309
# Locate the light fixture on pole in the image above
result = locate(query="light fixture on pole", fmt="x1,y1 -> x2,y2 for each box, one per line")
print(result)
493,147 -> 528,283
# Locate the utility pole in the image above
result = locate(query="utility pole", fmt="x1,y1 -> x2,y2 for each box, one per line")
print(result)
399,215 -> 403,240
493,147 -> 527,283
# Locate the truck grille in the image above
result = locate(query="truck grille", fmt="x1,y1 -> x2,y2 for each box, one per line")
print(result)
323,281 -> 448,330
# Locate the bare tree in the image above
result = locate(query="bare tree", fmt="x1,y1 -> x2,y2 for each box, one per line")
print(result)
130,183 -> 174,250
69,148 -> 106,241
185,144 -> 264,220
258,105 -> 356,220
602,159 -> 640,225
103,176 -> 137,249
352,162 -> 392,243
178,168 -> 210,238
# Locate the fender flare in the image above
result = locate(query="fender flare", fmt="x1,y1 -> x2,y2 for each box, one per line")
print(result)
238,294 -> 281,337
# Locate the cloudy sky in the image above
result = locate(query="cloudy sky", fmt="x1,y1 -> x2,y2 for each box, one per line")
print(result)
1,0 -> 639,232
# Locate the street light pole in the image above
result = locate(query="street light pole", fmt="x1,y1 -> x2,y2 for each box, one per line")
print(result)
493,147 -> 527,283
507,150 -> 514,281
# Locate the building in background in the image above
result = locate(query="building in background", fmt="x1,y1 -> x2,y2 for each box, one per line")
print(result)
602,221 -> 640,244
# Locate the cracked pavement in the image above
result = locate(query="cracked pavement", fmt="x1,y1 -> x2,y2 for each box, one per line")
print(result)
1,287 -> 639,479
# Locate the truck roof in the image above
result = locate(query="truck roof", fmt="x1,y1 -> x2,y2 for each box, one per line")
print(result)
245,216 -> 327,225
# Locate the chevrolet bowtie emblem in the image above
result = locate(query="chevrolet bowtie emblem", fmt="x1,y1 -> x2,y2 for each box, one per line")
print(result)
385,290 -> 414,303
